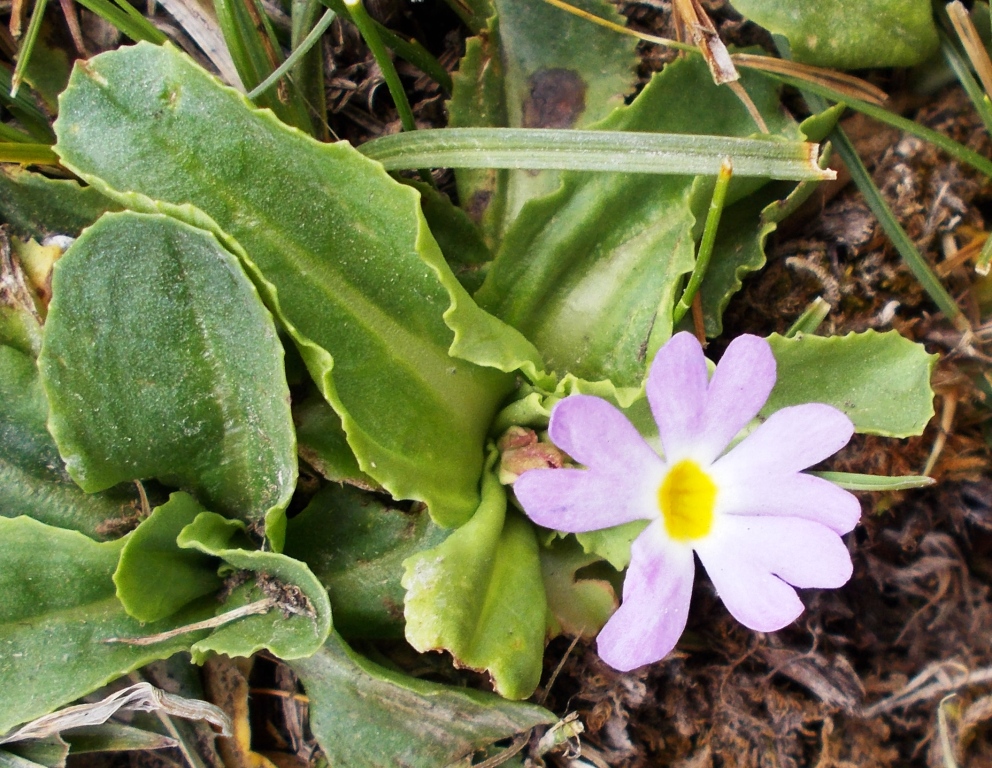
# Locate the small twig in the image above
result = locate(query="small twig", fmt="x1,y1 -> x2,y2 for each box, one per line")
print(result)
923,392 -> 957,477
539,634 -> 582,707
104,598 -> 278,646
471,732 -> 529,768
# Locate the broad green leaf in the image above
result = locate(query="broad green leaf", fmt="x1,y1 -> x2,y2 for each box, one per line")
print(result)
38,211 -> 296,546
407,179 -> 492,294
765,330 -> 937,437
0,342 -> 138,538
448,0 -> 637,244
284,484 -> 447,638
177,508 -> 332,660
114,493 -> 224,623
728,0 -> 938,68
290,632 -> 554,767
0,166 -> 118,240
477,56 -> 800,386
403,462 -> 547,699
294,390 -> 380,490
54,42 -> 544,527
0,517 -> 207,734
540,536 -> 616,639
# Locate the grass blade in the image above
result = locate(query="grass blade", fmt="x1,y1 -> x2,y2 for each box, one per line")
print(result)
10,0 -> 48,98
0,142 -> 60,165
248,8 -> 335,99
359,128 -> 834,180
811,471 -> 936,491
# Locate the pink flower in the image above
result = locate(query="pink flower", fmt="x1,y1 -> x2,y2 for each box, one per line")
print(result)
515,332 -> 859,671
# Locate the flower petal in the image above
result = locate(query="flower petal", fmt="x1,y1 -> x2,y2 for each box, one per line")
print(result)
515,467 -> 657,532
647,333 -> 776,464
713,470 -> 862,534
695,515 -> 852,632
596,522 -> 695,671
548,395 -> 662,474
715,403 -> 854,476
647,331 -> 708,461
694,334 -> 776,463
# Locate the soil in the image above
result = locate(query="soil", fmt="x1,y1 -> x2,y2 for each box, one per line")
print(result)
20,0 -> 992,765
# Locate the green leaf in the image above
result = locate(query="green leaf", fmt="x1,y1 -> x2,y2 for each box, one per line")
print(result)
574,519 -> 650,572
289,632 -> 554,767
729,0 -> 938,68
284,484 -> 447,638
0,517 -> 207,735
0,342 -> 139,539
406,180 -> 492,295
54,42 -> 543,527
540,536 -> 617,639
294,390 -> 380,490
698,178 -> 816,337
477,56 -> 801,386
177,508 -> 332,661
38,211 -> 296,546
448,0 -> 637,244
402,462 -> 547,699
764,330 -> 937,437
0,166 -> 119,240
114,493 -> 224,623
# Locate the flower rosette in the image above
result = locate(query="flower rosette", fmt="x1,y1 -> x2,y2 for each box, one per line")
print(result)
514,332 -> 860,671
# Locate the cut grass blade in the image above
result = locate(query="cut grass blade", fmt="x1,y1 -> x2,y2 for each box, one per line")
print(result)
812,471 -> 936,491
946,1 -> 992,99
10,0 -> 48,98
752,69 -> 992,179
359,128 -> 834,181
0,142 -> 60,165
785,296 -> 831,337
938,29 -> 992,137
537,0 -> 992,180
674,157 -> 733,324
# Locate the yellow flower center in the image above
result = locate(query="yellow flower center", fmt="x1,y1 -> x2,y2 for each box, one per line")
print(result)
658,459 -> 717,541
